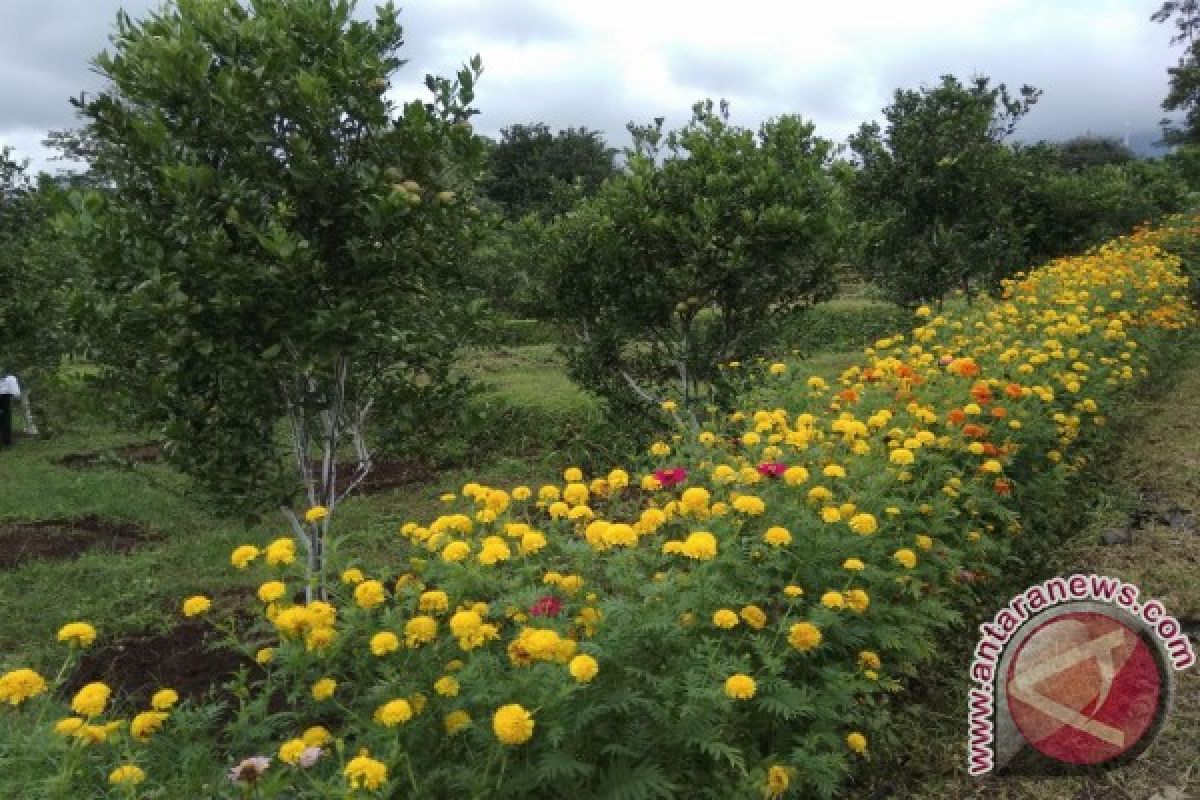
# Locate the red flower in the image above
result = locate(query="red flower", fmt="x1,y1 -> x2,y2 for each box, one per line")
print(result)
993,478 -> 1012,496
756,462 -> 787,479
653,467 -> 688,488
530,596 -> 564,618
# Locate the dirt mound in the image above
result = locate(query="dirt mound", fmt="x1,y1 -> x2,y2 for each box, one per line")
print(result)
0,515 -> 157,568
57,442 -> 163,468
65,621 -> 255,706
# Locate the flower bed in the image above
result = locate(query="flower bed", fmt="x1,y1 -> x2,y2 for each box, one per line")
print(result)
3,220 -> 1197,798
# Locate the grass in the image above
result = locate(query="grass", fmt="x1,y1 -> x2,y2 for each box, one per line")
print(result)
455,343 -> 598,416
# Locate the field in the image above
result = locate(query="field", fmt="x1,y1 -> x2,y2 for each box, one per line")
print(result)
2,226 -> 1198,798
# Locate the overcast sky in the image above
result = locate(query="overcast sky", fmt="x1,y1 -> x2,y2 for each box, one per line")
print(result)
0,0 -> 1182,173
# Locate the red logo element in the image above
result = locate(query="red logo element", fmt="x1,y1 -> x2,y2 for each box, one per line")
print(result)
1005,611 -> 1163,765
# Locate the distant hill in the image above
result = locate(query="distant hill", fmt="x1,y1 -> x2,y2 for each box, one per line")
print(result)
1128,129 -> 1171,159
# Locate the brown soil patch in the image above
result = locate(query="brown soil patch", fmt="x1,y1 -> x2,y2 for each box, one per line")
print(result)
57,442 -> 163,468
0,515 -> 158,569
65,621 -> 255,706
305,458 -> 437,495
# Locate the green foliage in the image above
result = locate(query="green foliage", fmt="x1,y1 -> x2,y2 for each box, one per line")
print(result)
847,74 -> 1040,305
481,123 -> 617,220
546,99 -> 839,422
0,152 -> 85,400
779,301 -> 910,356
1154,1 -> 1200,144
1053,134 -> 1135,171
62,0 -> 485,510
466,211 -> 555,318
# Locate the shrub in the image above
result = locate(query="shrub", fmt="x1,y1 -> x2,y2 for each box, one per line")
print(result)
4,220 -> 1195,798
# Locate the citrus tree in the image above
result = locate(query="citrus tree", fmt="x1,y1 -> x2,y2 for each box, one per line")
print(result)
64,0 -> 485,596
546,100 -> 839,423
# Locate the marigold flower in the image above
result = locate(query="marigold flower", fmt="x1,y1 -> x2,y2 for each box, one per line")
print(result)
230,545 -> 260,569
354,580 -> 386,610
131,710 -> 168,742
444,710 -> 471,735
264,537 -> 295,566
732,495 -> 766,515
569,654 -> 600,683
54,717 -> 85,736
304,506 -> 329,524
682,531 -> 718,560
257,581 -> 286,604
57,622 -> 97,647
344,752 -> 388,791
893,548 -> 918,569
370,631 -> 400,656
848,513 -> 878,535
71,682 -> 111,718
108,765 -> 146,786
788,622 -> 822,652
374,698 -> 414,727
821,590 -> 846,609
434,675 -> 460,697
724,673 -> 756,700
846,731 -> 868,754
302,726 -> 332,747
843,557 -> 865,571
846,589 -> 871,613
858,650 -> 882,670
763,526 -> 792,546
341,567 -> 365,585
150,688 -> 178,710
311,678 -> 336,701
182,595 -> 212,617
493,703 -> 535,745
228,756 -> 271,784
765,765 -> 791,798
712,609 -> 739,629
739,605 -> 767,630
783,585 -> 803,598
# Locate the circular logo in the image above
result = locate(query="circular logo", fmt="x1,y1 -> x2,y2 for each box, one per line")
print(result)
1004,610 -> 1168,765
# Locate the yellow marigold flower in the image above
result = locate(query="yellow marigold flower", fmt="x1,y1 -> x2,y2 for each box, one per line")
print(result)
680,487 -> 711,514
439,492 -> 457,504
843,557 -> 865,571
732,495 -> 766,515
230,544 -> 260,569
444,710 -> 471,735
569,654 -> 599,683
739,605 -> 767,630
821,590 -> 845,609
783,585 -> 803,598
783,466 -> 809,485
131,711 -> 168,742
418,590 -> 449,613
889,448 -> 915,466
108,765 -> 145,786
520,530 -> 548,556
255,647 -> 273,665
304,506 -> 329,523
434,676 -> 460,697
682,531 -> 718,560
724,673 -> 756,700
493,703 -> 535,745
846,589 -> 871,613
354,580 -> 387,610
341,567 -> 365,585
264,537 -> 295,565
257,581 -> 286,604
698,431 -> 717,445
57,622 -> 97,647
820,506 -> 842,524
713,609 -> 740,629
848,513 -> 878,535
915,534 -> 933,551
71,682 -> 111,718
344,752 -> 388,791
441,540 -> 471,563
769,362 -> 787,375
370,631 -> 400,656
822,464 -> 846,478
149,688 -> 178,710
763,526 -> 792,546
765,765 -> 791,798
649,441 -> 671,457
893,548 -> 918,569
788,622 -> 822,652
858,650 -> 882,670
846,732 -> 868,755
374,698 -> 414,727
303,725 -> 332,747
305,626 -> 336,652
981,459 -> 1003,474
181,595 -> 211,617
311,677 -> 336,701
478,536 -> 513,565
54,717 -> 85,736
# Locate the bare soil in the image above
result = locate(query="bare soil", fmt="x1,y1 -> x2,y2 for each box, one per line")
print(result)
56,442 -> 163,468
0,515 -> 158,568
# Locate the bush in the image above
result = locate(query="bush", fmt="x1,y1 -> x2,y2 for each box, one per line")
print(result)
4,220 -> 1195,798
779,301 -> 910,355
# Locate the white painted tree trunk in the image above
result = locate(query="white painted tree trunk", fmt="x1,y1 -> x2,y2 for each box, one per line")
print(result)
19,392 -> 38,435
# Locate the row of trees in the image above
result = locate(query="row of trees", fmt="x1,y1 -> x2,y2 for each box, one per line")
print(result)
1,0 -> 1196,589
